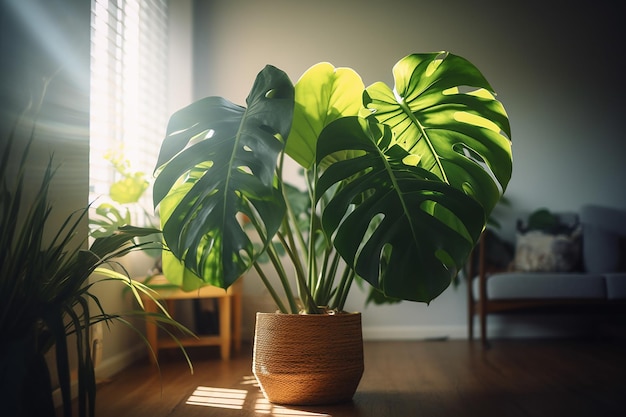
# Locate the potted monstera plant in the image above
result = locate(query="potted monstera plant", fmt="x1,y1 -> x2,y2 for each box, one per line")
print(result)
153,52 -> 513,405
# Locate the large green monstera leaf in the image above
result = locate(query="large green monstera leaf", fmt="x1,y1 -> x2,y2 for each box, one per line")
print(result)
316,117 -> 486,302
153,65 -> 294,288
317,53 -> 512,303
365,52 -> 512,215
153,52 -> 512,305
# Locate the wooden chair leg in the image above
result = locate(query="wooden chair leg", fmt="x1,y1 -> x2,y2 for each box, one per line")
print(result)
467,254 -> 475,341
477,232 -> 490,349
232,291 -> 242,352
480,306 -> 490,349
218,295 -> 232,360
468,280 -> 476,341
468,296 -> 475,341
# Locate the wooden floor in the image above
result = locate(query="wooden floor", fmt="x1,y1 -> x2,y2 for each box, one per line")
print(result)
72,338 -> 626,417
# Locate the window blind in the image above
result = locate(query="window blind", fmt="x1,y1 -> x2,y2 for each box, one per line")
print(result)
89,0 -> 168,224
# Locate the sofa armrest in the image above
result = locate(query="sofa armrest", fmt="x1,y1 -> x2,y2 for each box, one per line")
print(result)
580,205 -> 626,273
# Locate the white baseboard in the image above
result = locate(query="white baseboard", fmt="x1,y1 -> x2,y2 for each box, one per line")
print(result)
53,343 -> 147,408
362,325 -> 468,340
480,316 -> 595,340
95,343 -> 147,380
362,321 -> 588,341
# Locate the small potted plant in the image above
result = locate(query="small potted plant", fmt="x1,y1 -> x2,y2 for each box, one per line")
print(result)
90,149 -> 154,237
153,52 -> 513,404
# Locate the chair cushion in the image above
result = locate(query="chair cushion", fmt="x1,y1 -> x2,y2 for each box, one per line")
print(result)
474,273 -> 607,300
513,229 -> 581,272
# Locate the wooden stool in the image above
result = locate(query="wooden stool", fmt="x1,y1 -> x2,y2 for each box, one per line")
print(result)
140,275 -> 242,363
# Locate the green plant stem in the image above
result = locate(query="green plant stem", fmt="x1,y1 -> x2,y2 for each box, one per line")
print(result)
244,197 -> 300,313
252,261 -> 289,314
265,240 -> 300,313
276,231 -> 319,313
279,214 -> 307,293
304,166 -> 318,298
276,151 -> 307,264
331,267 -> 355,311
281,183 -> 308,269
320,249 -> 342,305
275,153 -> 318,313
313,247 -> 332,305
281,211 -> 318,312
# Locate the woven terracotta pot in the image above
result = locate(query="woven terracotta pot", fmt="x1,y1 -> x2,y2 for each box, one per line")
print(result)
253,312 -> 364,405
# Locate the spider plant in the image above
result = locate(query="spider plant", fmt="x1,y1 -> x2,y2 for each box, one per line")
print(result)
0,112 -> 192,417
90,150 -> 156,237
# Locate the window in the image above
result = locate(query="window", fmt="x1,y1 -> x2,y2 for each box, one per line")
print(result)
89,0 -> 169,226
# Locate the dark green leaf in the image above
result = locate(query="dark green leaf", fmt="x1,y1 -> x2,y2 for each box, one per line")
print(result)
153,65 -> 295,287
317,117 -> 485,303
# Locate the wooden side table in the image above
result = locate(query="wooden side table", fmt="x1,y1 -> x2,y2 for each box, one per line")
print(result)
140,275 -> 242,364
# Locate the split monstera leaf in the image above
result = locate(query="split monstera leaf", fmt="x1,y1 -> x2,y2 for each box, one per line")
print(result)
153,52 -> 512,312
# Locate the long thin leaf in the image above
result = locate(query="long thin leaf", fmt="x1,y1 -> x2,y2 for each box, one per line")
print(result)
1,146 -> 192,417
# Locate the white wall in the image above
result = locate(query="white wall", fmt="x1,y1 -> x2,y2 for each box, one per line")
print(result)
181,0 -> 626,341
168,0 -> 194,114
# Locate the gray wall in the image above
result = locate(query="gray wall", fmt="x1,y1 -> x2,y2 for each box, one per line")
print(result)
1,0 -> 90,217
0,0 -> 150,379
186,0 -> 626,340
0,0 -> 91,390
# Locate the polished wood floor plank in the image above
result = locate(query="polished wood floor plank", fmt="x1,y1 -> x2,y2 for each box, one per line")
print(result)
67,339 -> 626,417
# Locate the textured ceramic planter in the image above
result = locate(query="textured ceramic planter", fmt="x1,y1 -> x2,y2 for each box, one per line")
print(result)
253,311 -> 364,405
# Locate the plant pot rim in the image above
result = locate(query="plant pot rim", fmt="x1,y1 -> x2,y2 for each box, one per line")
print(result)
256,310 -> 361,316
